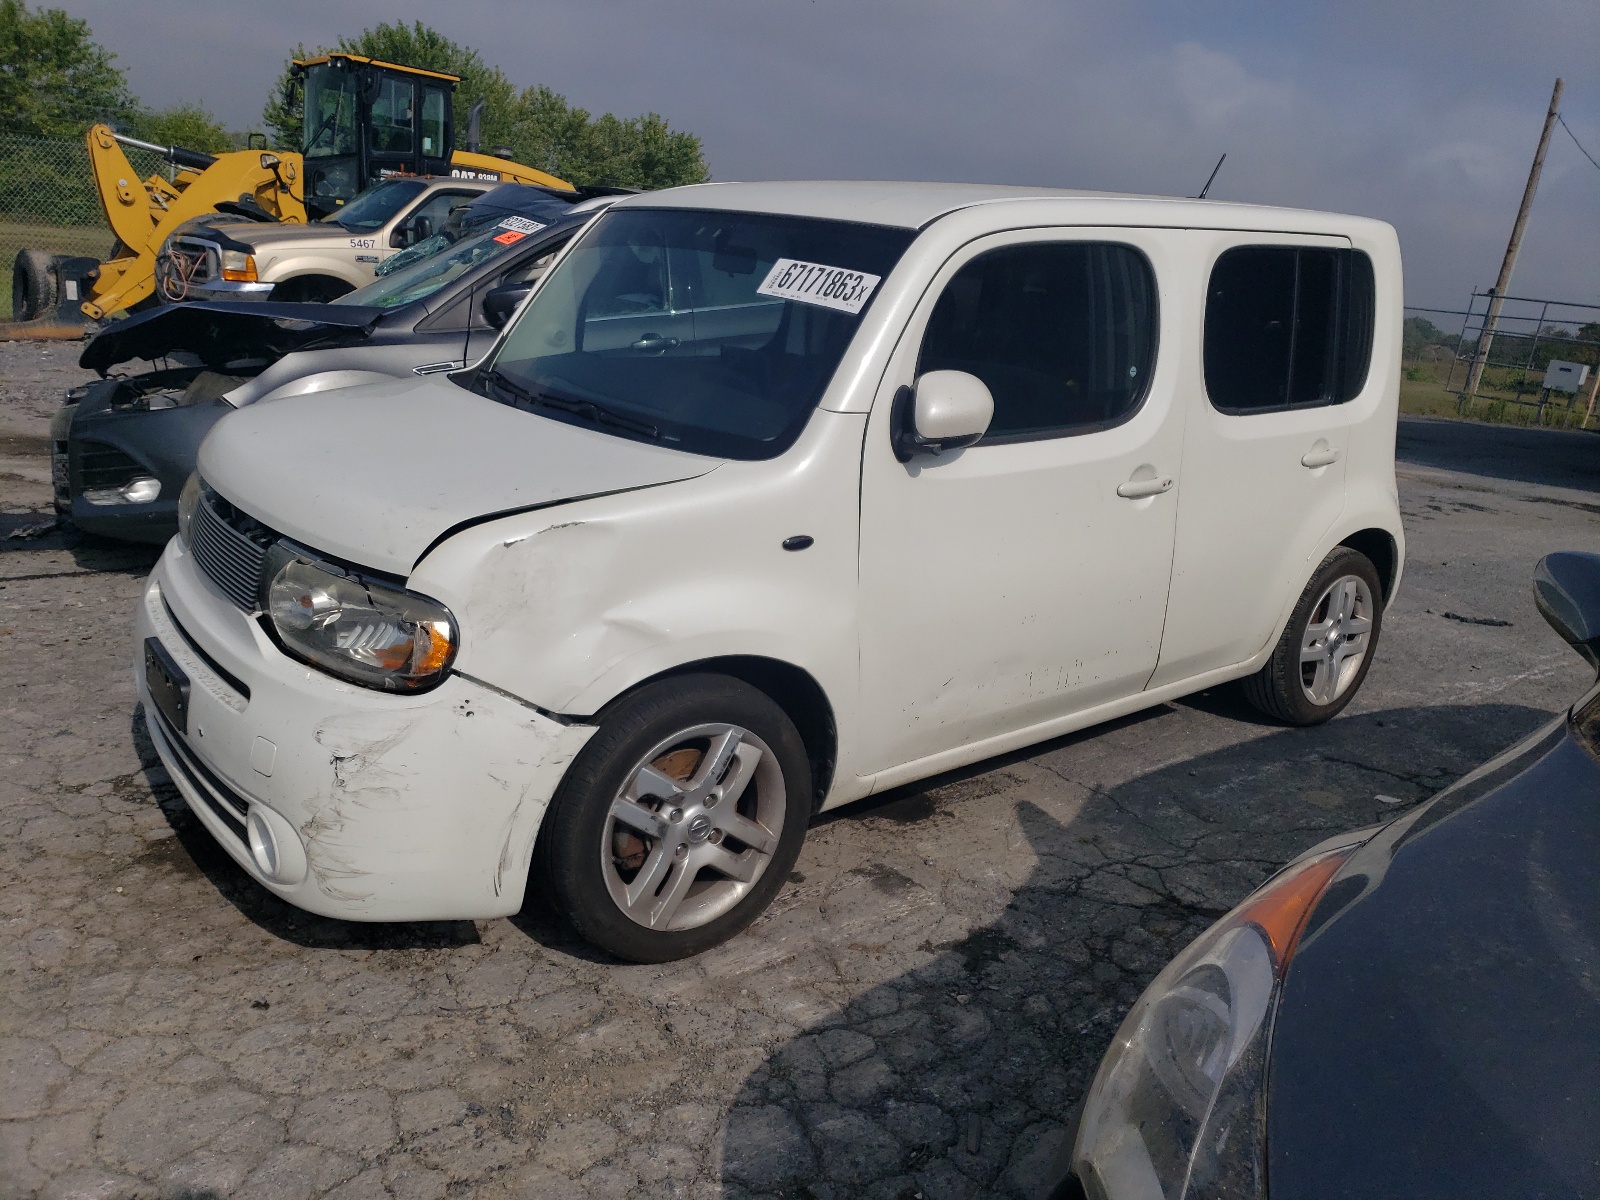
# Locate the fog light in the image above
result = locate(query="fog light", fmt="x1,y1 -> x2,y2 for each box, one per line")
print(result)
244,804 -> 308,885
246,808 -> 279,877
82,475 -> 161,506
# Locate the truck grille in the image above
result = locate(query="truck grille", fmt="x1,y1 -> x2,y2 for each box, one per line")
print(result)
190,491 -> 277,611
158,237 -> 217,301
75,441 -> 144,491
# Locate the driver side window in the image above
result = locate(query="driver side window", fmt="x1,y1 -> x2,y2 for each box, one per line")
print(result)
918,241 -> 1158,443
586,237 -> 669,317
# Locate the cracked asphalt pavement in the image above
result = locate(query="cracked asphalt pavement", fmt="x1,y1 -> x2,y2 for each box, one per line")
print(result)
3,337 -> 1597,1199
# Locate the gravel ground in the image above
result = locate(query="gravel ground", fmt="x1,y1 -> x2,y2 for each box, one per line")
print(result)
1,342 -> 1596,1200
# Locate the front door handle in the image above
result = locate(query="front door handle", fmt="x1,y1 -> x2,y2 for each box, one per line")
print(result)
1116,475 -> 1174,499
1301,445 -> 1342,469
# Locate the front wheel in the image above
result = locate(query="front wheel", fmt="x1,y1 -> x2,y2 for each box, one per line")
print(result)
1242,547 -> 1383,726
534,674 -> 812,962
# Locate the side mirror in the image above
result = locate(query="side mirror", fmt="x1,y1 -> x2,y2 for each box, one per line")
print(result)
891,370 -> 994,462
389,225 -> 409,249
1534,552 -> 1600,667
482,282 -> 531,329
412,216 -> 433,242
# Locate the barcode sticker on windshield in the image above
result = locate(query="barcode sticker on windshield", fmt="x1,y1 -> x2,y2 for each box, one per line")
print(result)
497,216 -> 547,235
756,259 -> 881,314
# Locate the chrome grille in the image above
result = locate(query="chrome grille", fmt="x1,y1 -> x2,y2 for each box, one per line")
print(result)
190,493 -> 274,610
156,236 -> 217,301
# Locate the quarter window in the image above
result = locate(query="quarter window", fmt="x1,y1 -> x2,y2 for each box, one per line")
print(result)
1204,246 -> 1375,413
917,242 -> 1158,443
421,88 -> 447,157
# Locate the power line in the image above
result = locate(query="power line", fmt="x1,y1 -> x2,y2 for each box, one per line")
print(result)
1558,113 -> 1600,172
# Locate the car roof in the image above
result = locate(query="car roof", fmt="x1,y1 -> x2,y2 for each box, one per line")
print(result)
614,179 -> 1381,235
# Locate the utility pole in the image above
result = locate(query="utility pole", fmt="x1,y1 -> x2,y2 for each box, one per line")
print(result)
1465,77 -> 1564,399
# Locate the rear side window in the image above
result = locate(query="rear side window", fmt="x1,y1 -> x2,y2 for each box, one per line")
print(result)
1204,246 -> 1375,413
918,242 -> 1158,443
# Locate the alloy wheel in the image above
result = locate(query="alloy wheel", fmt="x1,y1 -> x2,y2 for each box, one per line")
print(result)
601,722 -> 786,932
1299,574 -> 1375,705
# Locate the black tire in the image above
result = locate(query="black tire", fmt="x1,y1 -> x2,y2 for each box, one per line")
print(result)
534,674 -> 812,962
1241,547 -> 1384,726
11,249 -> 57,321
270,275 -> 352,303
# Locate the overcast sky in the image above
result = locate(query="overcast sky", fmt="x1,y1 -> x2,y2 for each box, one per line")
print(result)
62,0 -> 1599,314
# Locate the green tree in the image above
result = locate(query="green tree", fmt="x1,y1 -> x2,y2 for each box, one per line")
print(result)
505,91 -> 708,189
1402,316 -> 1451,360
125,102 -> 231,154
262,22 -> 708,190
0,0 -> 136,138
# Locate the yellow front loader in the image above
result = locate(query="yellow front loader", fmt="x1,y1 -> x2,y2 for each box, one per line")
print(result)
73,53 -> 570,321
80,127 -> 307,319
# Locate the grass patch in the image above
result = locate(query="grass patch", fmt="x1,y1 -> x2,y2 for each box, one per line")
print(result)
0,221 -> 113,320
1399,359 -> 1599,432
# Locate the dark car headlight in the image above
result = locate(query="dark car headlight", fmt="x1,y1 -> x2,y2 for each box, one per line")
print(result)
176,473 -> 203,545
264,552 -> 457,692
1071,849 -> 1353,1200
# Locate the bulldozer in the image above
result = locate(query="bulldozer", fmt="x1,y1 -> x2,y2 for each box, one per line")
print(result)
12,54 -> 572,324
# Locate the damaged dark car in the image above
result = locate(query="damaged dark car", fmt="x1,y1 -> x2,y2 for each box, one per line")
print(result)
53,208 -> 599,543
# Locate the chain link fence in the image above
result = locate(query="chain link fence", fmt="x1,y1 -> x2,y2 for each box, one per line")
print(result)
1406,291 -> 1600,430
0,133 -> 165,319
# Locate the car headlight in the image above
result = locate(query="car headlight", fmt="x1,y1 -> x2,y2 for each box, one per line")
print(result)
177,473 -> 202,545
1071,849 -> 1352,1200
264,552 -> 457,692
176,472 -> 203,544
220,249 -> 257,282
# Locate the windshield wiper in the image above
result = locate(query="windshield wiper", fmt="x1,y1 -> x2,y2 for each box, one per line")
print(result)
485,370 -> 659,440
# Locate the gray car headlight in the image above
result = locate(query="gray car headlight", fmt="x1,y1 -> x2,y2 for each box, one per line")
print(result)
265,553 -> 457,692
176,473 -> 202,545
1071,849 -> 1352,1200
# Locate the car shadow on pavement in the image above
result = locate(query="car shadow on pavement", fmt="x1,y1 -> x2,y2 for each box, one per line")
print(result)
714,699 -> 1556,1200
1396,415 -> 1600,495
132,705 -> 482,951
0,514 -> 162,573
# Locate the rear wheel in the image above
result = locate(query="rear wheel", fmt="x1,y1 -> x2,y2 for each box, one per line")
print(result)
1242,547 -> 1383,726
534,674 -> 812,962
11,249 -> 56,321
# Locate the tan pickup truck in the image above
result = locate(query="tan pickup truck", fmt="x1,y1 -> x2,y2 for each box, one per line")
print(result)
156,176 -> 497,303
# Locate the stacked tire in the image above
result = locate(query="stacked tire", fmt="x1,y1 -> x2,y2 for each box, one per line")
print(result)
11,249 -> 57,323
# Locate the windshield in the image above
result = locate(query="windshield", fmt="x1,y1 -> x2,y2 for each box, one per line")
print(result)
481,208 -> 914,459
324,179 -> 427,230
335,222 -> 558,309
302,66 -> 357,158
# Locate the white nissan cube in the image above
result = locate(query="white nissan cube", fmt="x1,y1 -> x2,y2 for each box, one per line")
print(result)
136,182 -> 1404,961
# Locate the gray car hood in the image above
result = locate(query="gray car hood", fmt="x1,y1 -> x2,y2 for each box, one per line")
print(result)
198,377 -> 721,575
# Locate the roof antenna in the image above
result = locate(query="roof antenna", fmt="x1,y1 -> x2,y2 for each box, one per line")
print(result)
1196,153 -> 1226,199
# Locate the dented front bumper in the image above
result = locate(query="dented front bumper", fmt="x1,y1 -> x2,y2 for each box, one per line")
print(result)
135,539 -> 595,921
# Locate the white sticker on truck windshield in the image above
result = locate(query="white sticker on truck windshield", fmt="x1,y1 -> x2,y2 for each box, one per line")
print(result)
497,216 -> 547,235
756,258 -> 881,315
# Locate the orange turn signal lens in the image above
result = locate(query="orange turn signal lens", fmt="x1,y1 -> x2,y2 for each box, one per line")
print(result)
411,622 -> 454,676
220,251 -> 257,282
1237,850 -> 1350,972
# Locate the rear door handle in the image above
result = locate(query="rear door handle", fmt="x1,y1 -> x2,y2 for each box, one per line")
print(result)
1301,446 -> 1342,469
1116,475 -> 1174,499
